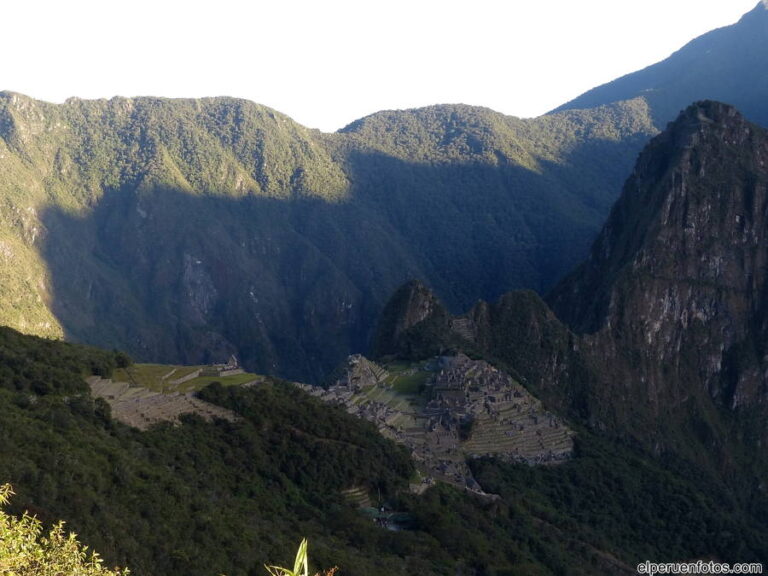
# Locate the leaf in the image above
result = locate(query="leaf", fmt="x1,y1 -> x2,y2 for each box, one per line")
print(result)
293,538 -> 308,576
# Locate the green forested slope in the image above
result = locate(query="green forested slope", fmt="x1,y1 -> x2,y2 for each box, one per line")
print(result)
2,326 -> 766,575
0,92 -> 656,382
0,326 -> 417,575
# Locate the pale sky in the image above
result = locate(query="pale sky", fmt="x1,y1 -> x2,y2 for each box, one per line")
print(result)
3,0 -> 760,132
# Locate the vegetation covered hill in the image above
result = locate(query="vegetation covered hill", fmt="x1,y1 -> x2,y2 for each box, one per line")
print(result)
553,1 -> 768,128
0,326 -> 416,575
2,5 -> 768,386
3,4 -> 767,384
2,325 -> 767,575
0,91 -> 656,383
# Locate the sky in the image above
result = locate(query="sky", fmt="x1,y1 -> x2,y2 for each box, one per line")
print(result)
3,0 -> 761,132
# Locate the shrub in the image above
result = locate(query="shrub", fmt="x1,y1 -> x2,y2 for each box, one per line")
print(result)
0,484 -> 128,575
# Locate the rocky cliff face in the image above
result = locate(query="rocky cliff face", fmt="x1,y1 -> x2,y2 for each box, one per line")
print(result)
379,103 -> 768,474
550,102 -> 768,449
372,280 -> 452,359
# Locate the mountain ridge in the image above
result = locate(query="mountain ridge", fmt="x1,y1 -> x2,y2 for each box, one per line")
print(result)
0,92 -> 657,382
2,4 -> 768,383
375,102 -> 768,486
552,2 -> 768,127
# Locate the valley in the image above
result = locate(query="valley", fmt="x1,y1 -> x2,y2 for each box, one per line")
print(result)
2,4 -> 768,574
0,92 -> 657,383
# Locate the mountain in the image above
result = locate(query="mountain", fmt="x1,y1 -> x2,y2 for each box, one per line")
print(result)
0,93 -> 655,382
2,5 -> 768,385
378,101 -> 768,493
548,101 -> 768,462
553,2 -> 768,127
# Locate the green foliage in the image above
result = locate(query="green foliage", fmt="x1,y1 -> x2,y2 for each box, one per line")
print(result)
0,325 -> 127,395
0,91 -> 659,384
387,365 -> 430,395
0,379 -> 417,575
0,484 -> 128,575
264,539 -> 338,576
2,326 -> 768,575
264,538 -> 308,576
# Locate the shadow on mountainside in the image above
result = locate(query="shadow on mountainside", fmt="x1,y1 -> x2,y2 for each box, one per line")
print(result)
38,133 -> 650,383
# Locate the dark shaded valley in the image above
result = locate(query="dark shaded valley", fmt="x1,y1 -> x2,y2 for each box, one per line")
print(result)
3,95 -> 655,383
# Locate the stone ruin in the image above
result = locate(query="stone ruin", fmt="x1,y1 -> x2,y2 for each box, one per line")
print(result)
298,353 -> 575,495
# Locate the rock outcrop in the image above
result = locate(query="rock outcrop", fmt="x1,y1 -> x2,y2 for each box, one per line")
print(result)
549,102 -> 768,450
373,280 -> 453,359
377,103 -> 768,479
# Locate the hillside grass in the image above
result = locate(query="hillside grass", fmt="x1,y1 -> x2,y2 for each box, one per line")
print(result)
185,373 -> 263,390
384,362 -> 432,395
113,363 -> 261,393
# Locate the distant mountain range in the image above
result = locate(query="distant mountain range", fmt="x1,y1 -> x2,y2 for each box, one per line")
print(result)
0,2 -> 766,384
0,95 -> 656,382
554,1 -> 768,127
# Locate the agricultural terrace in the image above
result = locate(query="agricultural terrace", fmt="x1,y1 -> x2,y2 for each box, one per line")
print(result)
113,363 -> 263,393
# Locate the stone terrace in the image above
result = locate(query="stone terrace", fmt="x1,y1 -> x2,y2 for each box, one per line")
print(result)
88,376 -> 238,430
299,354 -> 575,494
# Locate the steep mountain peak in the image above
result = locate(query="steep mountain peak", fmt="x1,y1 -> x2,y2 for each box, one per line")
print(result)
333,103 -> 541,168
549,101 -> 765,332
372,280 -> 451,358
549,101 -> 768,431
751,0 -> 768,14
663,100 -> 757,154
678,99 -> 740,123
